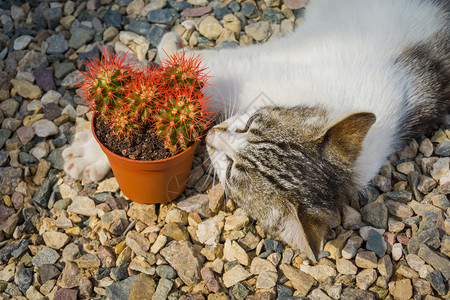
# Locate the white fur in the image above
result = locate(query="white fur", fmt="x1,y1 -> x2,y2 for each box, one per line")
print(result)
64,0 -> 446,187
200,0 -> 446,186
62,131 -> 110,182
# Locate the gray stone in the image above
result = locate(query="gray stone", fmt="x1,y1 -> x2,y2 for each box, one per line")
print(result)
104,10 -> 122,28
371,175 -> 391,192
32,247 -> 60,267
31,171 -> 57,208
426,270 -> 446,296
147,9 -> 179,26
177,194 -> 212,218
435,139 -> 450,156
0,99 -> 19,118
152,277 -> 173,299
407,228 -> 440,254
418,244 -> 450,280
241,2 -> 258,18
0,167 -> 22,195
263,8 -> 285,24
384,190 -> 412,203
111,264 -> 129,281
126,20 -> 151,35
366,230 -> 387,257
385,200 -> 413,218
68,26 -> 95,49
32,119 -> 59,137
54,63 -> 75,79
44,7 -> 63,30
106,276 -> 136,300
408,200 -> 441,221
361,201 -> 388,229
0,129 -> 11,149
208,0 -> 231,19
341,288 -> 376,300
15,266 -> 33,294
156,265 -> 177,279
46,35 -> 69,54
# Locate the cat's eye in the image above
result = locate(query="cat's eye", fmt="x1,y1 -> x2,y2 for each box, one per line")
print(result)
236,114 -> 260,133
226,156 -> 233,180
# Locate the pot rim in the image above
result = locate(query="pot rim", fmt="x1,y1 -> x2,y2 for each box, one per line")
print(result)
91,114 -> 200,165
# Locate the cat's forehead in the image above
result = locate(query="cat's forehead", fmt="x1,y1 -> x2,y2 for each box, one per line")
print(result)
221,107 -> 259,131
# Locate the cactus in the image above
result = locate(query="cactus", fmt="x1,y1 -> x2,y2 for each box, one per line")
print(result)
154,51 -> 211,153
75,50 -> 211,155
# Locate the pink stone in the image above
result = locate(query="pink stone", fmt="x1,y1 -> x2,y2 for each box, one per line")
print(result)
397,235 -> 410,245
54,288 -> 78,300
11,192 -> 24,210
16,126 -> 35,145
383,232 -> 396,254
284,0 -> 307,10
200,267 -> 220,293
86,0 -> 99,10
182,6 -> 212,18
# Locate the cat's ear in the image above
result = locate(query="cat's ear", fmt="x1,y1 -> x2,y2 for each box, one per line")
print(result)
319,112 -> 376,165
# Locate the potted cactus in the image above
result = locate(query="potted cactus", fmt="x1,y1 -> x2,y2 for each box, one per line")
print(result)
75,51 -> 211,204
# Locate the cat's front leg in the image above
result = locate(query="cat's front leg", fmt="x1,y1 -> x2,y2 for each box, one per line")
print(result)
63,131 -> 110,182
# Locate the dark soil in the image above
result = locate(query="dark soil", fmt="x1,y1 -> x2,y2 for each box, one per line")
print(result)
94,115 -> 184,161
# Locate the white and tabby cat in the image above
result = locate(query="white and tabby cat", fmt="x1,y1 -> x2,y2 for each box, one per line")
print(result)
64,0 -> 449,261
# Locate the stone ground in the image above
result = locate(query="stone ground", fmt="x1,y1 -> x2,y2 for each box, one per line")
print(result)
0,0 -> 449,299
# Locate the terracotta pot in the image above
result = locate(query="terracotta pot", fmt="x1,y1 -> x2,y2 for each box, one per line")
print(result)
92,118 -> 199,204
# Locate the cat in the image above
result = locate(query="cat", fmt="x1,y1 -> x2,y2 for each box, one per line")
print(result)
63,0 -> 449,262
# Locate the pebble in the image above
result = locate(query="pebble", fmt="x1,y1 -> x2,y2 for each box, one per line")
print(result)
389,279 -> 413,300
178,194 -> 212,218
245,21 -> 271,41
263,8 -> 285,24
43,231 -> 70,249
14,35 -> 33,50
46,34 -> 69,54
68,26 -> 95,49
336,259 -> 357,275
435,139 -> 450,156
0,2 -> 447,300
32,247 -> 60,267
196,214 -> 224,245
10,79 -> 42,99
355,251 -> 378,268
223,265 -> 252,288
342,235 -> 363,259
160,240 -> 203,286
418,244 -> 450,280
67,196 -> 97,217
182,7 -> 212,18
152,277 -> 173,299
241,3 -> 258,18
342,205 -> 362,229
256,270 -> 277,289
198,16 -> 224,41
366,229 -> 387,257
31,119 -> 59,137
361,200 -> 388,229
356,268 -> 377,290
391,243 -> 403,261
147,8 -> 179,26
279,264 -> 315,296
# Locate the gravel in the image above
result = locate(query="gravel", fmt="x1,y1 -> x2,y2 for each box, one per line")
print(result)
0,0 -> 448,299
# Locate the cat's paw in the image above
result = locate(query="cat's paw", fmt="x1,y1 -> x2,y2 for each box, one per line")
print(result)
63,131 -> 111,182
157,32 -> 183,62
